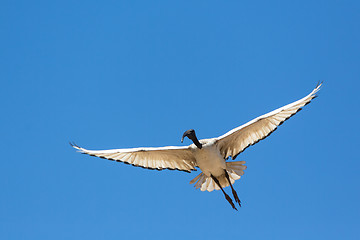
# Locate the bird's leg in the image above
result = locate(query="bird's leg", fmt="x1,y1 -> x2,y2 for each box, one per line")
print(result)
211,175 -> 237,211
224,170 -> 241,207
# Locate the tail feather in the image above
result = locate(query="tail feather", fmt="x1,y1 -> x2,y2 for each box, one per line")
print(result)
189,161 -> 247,192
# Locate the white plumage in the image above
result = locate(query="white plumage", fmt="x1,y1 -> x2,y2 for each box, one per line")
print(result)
72,83 -> 321,209
71,145 -> 197,172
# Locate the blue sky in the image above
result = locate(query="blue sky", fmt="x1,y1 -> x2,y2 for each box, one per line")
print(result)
1,0 -> 359,239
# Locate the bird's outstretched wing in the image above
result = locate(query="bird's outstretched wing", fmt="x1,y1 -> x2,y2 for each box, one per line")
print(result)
71,144 -> 197,172
215,83 -> 322,160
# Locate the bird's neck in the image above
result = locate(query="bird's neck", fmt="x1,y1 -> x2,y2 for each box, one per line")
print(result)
191,137 -> 202,149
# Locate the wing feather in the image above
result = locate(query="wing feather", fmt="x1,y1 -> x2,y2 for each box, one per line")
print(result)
215,83 -> 322,160
71,144 -> 197,172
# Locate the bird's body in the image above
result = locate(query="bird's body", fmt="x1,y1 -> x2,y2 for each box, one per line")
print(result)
72,83 -> 322,210
191,139 -> 225,177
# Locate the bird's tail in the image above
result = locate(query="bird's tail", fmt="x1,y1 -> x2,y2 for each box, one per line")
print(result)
189,161 -> 247,192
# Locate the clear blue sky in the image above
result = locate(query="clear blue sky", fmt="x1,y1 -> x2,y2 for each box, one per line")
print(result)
1,0 -> 359,239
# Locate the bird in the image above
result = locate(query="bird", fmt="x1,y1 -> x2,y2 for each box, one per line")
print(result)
71,83 -> 322,210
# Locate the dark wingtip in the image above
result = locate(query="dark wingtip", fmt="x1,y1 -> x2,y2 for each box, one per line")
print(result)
69,142 -> 80,148
316,80 -> 324,89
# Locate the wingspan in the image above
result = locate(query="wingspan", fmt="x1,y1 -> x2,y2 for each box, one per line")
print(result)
215,82 -> 322,160
71,143 -> 197,172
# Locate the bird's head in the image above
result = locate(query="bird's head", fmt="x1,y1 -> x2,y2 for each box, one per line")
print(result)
181,129 -> 202,149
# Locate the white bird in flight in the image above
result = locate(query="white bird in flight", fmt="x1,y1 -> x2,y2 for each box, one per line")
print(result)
71,83 -> 322,210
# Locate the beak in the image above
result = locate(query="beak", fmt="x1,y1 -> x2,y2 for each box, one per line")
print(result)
181,133 -> 187,143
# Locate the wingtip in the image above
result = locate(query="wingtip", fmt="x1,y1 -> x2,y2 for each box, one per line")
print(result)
315,81 -> 323,91
311,81 -> 323,97
69,141 -> 81,150
316,80 -> 324,88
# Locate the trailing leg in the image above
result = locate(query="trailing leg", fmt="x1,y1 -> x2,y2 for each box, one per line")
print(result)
224,171 -> 241,207
211,175 -> 237,211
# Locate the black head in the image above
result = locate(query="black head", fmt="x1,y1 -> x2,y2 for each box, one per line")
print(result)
181,129 -> 202,149
181,129 -> 195,143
